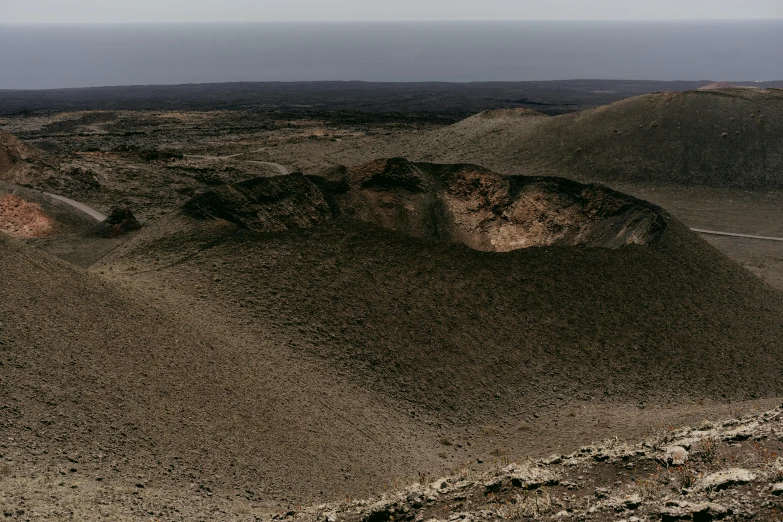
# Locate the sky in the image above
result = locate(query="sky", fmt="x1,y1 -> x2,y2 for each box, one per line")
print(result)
2,0 -> 783,23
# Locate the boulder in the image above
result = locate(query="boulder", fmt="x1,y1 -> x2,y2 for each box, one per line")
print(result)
695,468 -> 756,491
97,206 -> 142,237
665,446 -> 689,466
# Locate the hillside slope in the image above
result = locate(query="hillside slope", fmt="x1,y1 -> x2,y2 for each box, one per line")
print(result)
6,163 -> 783,516
98,170 -> 783,428
394,89 -> 783,189
0,231 -> 445,508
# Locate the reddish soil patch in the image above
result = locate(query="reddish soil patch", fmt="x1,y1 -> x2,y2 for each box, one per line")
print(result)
0,194 -> 55,238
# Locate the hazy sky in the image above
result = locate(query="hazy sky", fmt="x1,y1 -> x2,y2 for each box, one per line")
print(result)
3,0 -> 783,23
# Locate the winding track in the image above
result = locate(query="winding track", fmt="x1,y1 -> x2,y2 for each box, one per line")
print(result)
183,149 -> 290,176
242,160 -> 289,175
42,192 -> 107,221
690,228 -> 783,242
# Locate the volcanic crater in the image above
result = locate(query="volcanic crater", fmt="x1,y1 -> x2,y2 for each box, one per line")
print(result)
182,158 -> 669,252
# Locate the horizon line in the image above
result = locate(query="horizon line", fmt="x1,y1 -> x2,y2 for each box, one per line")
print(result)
3,79 -> 782,93
3,18 -> 783,25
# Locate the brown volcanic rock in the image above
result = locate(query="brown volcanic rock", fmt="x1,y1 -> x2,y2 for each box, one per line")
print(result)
6,163 -> 783,514
0,231 -> 441,506
182,173 -> 331,232
96,206 -> 142,237
310,158 -> 668,251
0,130 -> 43,184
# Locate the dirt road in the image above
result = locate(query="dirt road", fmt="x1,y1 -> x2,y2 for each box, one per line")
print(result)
691,228 -> 783,242
42,192 -> 107,221
183,149 -> 290,175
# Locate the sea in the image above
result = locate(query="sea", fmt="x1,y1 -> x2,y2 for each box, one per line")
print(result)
0,20 -> 781,89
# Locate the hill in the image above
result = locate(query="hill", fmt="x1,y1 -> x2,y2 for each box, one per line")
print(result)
391,89 -> 783,189
99,166 -> 783,425
6,161 -> 783,516
0,230 -> 448,515
698,81 -> 756,90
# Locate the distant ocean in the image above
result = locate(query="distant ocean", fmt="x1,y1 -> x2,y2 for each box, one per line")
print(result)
0,21 -> 781,89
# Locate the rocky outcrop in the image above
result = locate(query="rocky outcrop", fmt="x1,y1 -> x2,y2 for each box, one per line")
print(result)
695,468 -> 757,492
182,173 -> 331,232
0,130 -> 43,184
283,405 -> 783,522
310,158 -> 668,251
177,161 -> 668,252
96,206 -> 142,237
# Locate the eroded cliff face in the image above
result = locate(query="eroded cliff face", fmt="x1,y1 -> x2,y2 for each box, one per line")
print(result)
310,158 -> 668,251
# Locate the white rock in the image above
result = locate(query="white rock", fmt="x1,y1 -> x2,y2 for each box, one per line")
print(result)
771,483 -> 783,496
623,494 -> 642,510
659,501 -> 727,519
669,437 -> 699,451
365,499 -> 395,516
508,465 -> 558,488
690,502 -> 729,518
665,446 -> 689,466
602,493 -> 642,512
723,422 -> 759,441
773,457 -> 783,475
406,490 -> 424,504
430,478 -> 449,492
696,468 -> 757,491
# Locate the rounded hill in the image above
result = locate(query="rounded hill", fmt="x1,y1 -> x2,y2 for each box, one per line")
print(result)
99,167 -> 783,426
0,231 -> 444,505
398,89 -> 783,189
